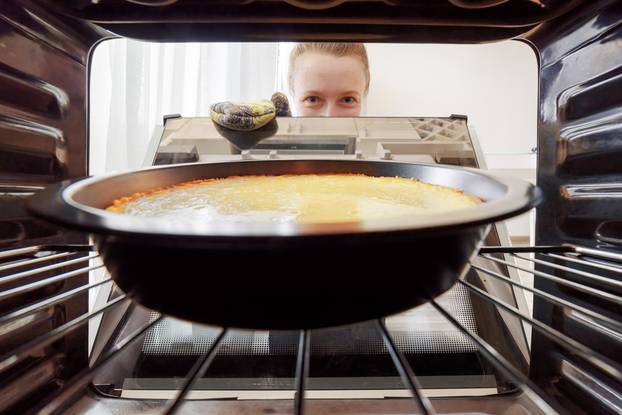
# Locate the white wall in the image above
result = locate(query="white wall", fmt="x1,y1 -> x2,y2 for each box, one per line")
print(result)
365,41 -> 538,168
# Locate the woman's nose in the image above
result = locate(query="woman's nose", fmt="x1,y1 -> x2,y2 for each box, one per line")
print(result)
326,102 -> 341,117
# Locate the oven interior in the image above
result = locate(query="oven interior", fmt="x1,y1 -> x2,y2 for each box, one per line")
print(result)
1,1 -> 622,414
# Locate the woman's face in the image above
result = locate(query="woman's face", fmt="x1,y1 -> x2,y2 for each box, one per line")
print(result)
291,52 -> 367,117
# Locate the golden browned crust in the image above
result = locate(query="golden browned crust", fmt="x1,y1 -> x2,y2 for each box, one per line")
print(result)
106,178 -> 209,213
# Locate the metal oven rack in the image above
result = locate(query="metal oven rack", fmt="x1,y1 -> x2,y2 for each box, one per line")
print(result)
0,242 -> 621,414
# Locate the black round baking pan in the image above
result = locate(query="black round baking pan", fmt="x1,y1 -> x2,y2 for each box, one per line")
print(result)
28,159 -> 540,329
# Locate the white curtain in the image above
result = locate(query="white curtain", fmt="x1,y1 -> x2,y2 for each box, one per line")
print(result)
89,40 -> 278,174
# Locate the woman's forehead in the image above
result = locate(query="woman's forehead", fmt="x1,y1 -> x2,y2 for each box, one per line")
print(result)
293,52 -> 366,94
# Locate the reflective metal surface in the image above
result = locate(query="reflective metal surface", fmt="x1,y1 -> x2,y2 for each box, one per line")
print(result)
37,0 -> 585,43
0,0 -> 108,187
0,0 -> 618,413
525,2 -> 622,413
528,0 -> 622,246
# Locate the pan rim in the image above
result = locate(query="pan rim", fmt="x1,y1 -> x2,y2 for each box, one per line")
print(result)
30,159 -> 540,238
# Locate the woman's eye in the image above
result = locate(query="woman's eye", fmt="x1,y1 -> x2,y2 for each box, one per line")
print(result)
342,96 -> 357,105
303,96 -> 320,105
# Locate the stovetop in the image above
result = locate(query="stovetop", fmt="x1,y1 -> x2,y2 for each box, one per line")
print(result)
148,116 -> 477,167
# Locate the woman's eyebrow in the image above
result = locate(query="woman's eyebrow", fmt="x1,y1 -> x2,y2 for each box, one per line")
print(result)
340,91 -> 361,96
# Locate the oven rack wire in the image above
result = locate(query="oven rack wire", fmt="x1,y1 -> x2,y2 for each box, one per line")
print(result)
0,243 -> 621,414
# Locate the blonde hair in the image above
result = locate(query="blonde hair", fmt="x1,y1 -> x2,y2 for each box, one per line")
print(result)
288,43 -> 370,95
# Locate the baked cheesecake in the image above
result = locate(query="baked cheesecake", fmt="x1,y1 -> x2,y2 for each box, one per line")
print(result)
106,174 -> 480,224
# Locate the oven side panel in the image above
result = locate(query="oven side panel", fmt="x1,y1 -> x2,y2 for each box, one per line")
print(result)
0,1 -> 107,413
0,0 -> 108,187
0,0 -> 109,249
530,0 -> 622,247
527,1 -> 622,413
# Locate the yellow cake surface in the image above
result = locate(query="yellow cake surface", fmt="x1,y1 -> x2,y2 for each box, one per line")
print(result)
106,174 -> 480,224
